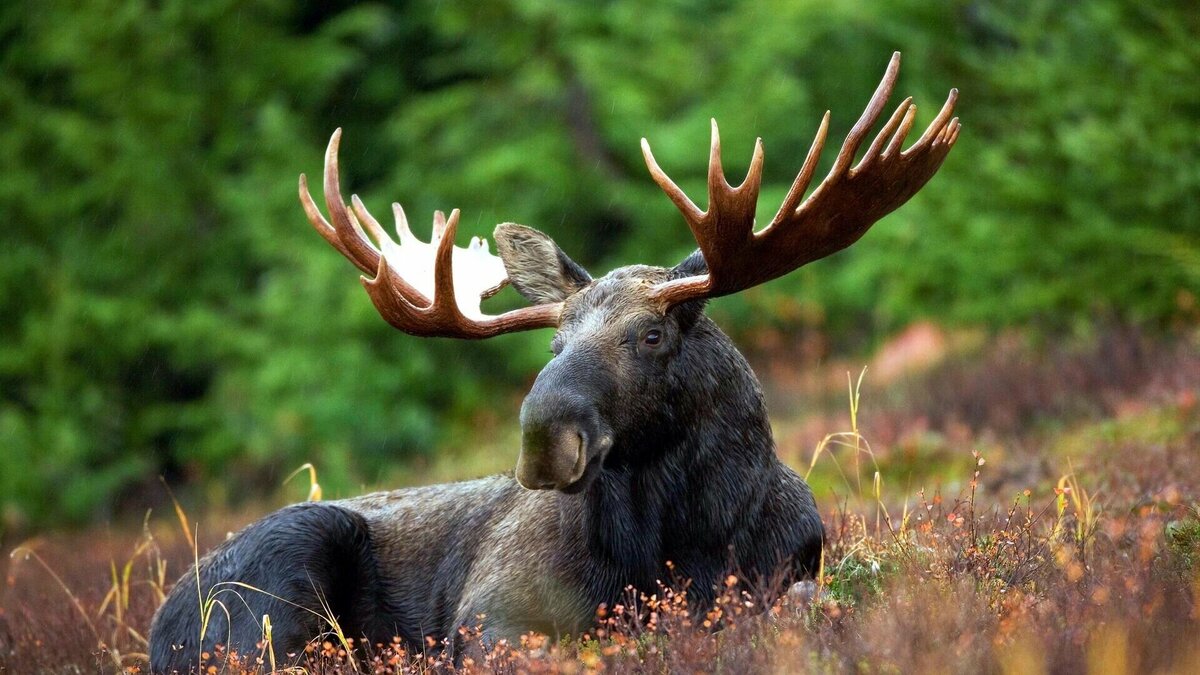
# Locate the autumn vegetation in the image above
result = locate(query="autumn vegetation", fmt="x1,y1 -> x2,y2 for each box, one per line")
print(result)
3,326 -> 1198,672
2,0 -> 1198,672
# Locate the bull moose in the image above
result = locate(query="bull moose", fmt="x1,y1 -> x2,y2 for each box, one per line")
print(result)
149,52 -> 958,671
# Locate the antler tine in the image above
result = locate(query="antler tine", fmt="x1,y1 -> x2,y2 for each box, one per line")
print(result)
721,125 -> 765,214
742,136 -> 766,193
830,51 -> 901,178
857,97 -> 914,171
906,88 -> 959,156
392,202 -> 416,245
431,208 -> 463,315
344,207 -> 376,254
640,138 -> 704,225
773,111 -> 830,222
432,210 -> 450,243
351,194 -> 390,245
299,173 -> 361,269
322,129 -> 383,276
706,119 -> 727,197
882,102 -> 918,158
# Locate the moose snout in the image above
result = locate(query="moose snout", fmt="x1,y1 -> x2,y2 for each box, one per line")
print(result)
515,422 -> 589,490
516,392 -> 612,491
517,346 -> 616,491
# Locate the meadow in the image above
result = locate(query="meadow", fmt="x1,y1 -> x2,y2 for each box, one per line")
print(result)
2,2 -> 1197,672
3,324 -> 1197,673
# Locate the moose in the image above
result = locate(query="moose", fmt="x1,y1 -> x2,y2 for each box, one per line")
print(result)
149,52 -> 958,671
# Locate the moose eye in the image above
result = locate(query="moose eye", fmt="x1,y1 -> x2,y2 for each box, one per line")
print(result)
642,328 -> 663,347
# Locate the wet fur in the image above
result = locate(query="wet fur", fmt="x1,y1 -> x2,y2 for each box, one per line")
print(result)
149,258 -> 823,672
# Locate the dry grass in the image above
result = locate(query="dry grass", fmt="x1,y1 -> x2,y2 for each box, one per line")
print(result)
2,327 -> 1198,673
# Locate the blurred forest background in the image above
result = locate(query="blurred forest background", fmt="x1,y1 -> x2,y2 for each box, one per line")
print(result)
1,0 -> 1197,537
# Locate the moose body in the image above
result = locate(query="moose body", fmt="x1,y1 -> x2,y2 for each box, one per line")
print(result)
149,52 -> 958,672
149,267 -> 823,670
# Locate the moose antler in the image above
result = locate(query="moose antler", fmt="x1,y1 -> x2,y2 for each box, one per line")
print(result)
299,129 -> 561,338
642,52 -> 960,308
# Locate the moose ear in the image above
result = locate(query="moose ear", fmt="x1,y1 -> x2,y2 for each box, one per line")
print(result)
493,224 -> 592,304
670,249 -> 708,279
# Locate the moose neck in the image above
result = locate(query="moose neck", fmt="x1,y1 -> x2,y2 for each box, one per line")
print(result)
581,317 -> 777,582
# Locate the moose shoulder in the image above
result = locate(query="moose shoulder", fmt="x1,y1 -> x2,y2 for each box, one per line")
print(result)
148,52 -> 959,672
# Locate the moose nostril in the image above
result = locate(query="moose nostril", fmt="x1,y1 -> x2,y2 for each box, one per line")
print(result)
515,420 -> 591,491
574,431 -> 588,464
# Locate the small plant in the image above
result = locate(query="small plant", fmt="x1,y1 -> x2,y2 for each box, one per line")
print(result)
1052,464 -> 1102,562
283,462 -> 324,502
1165,504 -> 1200,571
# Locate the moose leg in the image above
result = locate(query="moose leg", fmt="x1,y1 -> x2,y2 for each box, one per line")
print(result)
149,502 -> 379,673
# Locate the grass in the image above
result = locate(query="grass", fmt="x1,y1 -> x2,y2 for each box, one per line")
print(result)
2,326 -> 1198,673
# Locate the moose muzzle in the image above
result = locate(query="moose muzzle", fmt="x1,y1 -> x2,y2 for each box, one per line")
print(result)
516,365 -> 613,493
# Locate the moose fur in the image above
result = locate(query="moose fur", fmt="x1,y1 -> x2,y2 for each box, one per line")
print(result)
148,238 -> 824,671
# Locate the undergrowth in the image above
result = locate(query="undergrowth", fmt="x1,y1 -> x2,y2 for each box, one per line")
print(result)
3,336 -> 1198,673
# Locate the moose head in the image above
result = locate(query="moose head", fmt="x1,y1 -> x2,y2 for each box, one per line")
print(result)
300,52 -> 959,493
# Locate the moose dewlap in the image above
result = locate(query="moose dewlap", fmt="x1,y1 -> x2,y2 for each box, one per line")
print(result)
148,51 -> 958,671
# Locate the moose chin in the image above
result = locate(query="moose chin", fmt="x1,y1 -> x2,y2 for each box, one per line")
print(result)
148,51 -> 958,672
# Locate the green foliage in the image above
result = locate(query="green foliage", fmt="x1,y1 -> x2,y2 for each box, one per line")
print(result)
1165,506 -> 1200,572
1,0 -> 1197,532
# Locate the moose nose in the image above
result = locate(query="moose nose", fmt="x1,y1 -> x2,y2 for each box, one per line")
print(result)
517,346 -> 614,491
515,420 -> 590,490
